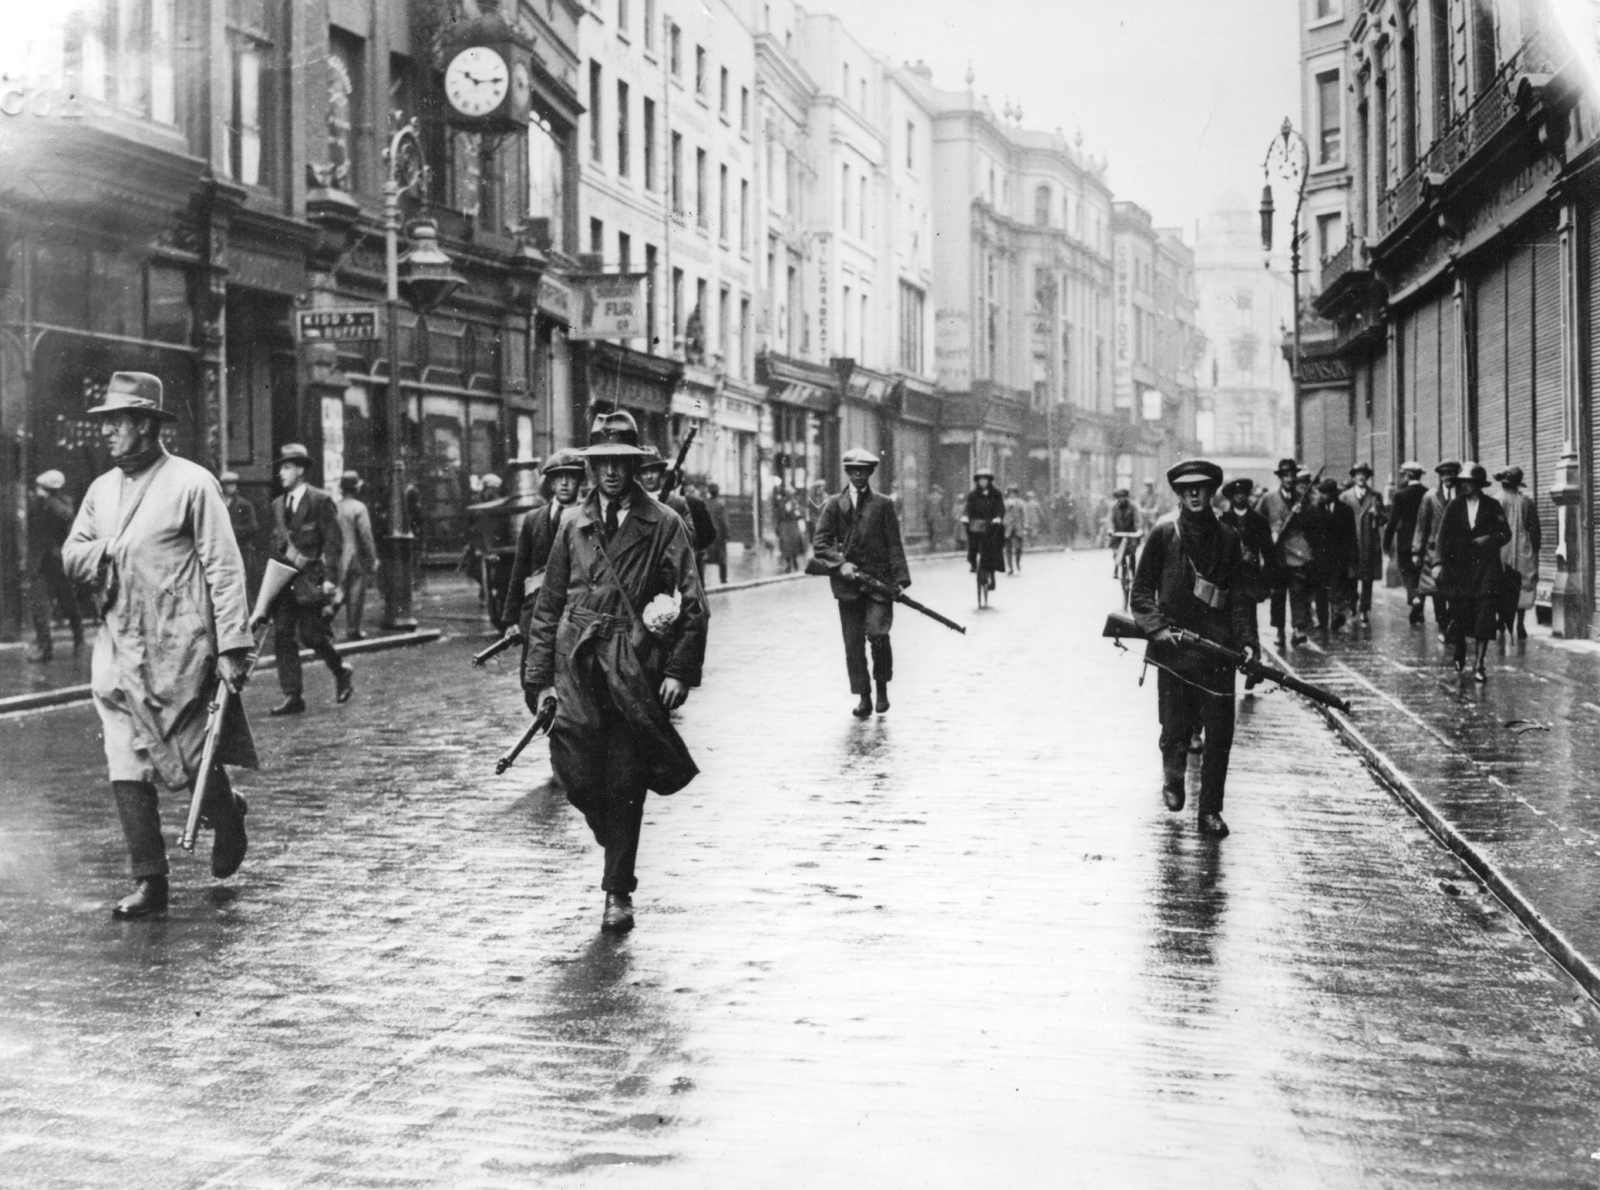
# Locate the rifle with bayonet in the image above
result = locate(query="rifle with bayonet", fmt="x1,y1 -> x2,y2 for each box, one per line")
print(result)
1102,611 -> 1351,714
805,557 -> 966,634
659,427 -> 697,503
496,696 -> 558,774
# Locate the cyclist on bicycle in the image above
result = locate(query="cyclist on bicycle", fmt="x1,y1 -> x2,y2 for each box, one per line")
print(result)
1108,487 -> 1145,579
964,467 -> 1008,586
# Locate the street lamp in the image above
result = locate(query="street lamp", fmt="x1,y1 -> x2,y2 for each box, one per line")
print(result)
380,120 -> 465,630
1260,118 -> 1309,457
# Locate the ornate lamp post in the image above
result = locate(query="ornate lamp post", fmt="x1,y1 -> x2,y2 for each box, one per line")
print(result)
1259,118 -> 1309,457
380,120 -> 465,629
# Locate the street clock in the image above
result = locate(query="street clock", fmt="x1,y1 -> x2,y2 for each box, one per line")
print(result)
438,13 -> 531,134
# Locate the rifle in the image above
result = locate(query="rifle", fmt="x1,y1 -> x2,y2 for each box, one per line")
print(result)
473,626 -> 524,666
805,557 -> 966,634
496,696 -> 558,774
659,428 -> 697,502
1102,611 -> 1351,714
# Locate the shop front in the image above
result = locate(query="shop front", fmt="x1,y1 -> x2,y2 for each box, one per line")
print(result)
890,375 -> 941,546
758,352 -> 840,500
574,340 -> 681,454
713,379 -> 764,546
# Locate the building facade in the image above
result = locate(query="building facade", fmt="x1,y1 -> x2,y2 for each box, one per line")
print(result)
1307,0 -> 1600,633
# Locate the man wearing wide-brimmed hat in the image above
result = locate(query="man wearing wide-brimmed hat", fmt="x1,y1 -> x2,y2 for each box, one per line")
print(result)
1494,465 -> 1541,640
1341,462 -> 1386,626
523,410 -> 710,935
1383,460 -> 1429,625
1129,459 -> 1259,839
26,468 -> 82,663
812,447 -> 911,718
260,442 -> 351,715
1258,457 -> 1315,649
1438,463 -> 1511,681
62,372 -> 256,918
1412,459 -> 1460,641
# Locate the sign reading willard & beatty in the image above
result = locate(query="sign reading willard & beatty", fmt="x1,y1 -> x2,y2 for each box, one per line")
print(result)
568,275 -> 647,341
296,307 -> 380,342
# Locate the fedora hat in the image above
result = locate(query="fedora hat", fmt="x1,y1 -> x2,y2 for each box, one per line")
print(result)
638,445 -> 670,472
85,371 -> 177,421
1274,457 -> 1300,477
1349,461 -> 1373,477
276,443 -> 312,467
584,410 -> 648,459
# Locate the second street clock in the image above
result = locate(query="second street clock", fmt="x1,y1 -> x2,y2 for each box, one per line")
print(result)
444,46 -> 510,119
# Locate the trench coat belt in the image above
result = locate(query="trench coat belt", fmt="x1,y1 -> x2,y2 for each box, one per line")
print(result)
564,606 -> 631,647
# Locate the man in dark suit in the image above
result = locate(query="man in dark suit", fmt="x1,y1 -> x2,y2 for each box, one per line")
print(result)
811,448 -> 912,719
1438,462 -> 1511,682
501,448 -> 586,648
258,443 -> 351,716
1383,461 -> 1428,625
1218,477 -> 1271,602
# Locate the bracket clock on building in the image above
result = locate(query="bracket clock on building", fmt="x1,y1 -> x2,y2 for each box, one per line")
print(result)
438,13 -> 532,135
445,46 -> 509,118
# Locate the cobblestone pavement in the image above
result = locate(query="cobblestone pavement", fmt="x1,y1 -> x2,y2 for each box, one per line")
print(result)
3,552 -> 1600,1188
1276,586 -> 1600,989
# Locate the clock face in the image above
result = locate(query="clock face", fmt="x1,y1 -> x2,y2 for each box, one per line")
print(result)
513,61 -> 531,109
444,46 -> 510,118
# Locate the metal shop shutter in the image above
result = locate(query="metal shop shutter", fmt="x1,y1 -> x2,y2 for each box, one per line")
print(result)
1439,292 -> 1460,458
1533,222 -> 1562,592
1368,354 -> 1391,479
1475,261 -> 1507,469
1590,200 -> 1600,575
1413,300 -> 1441,468
1505,239 -> 1534,495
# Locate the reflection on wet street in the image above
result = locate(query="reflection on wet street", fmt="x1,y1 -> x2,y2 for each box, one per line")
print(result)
3,552 -> 1600,1187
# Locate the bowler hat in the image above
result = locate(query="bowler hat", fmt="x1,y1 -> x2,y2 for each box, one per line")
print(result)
85,371 -> 177,421
542,448 -> 588,475
34,469 -> 66,491
583,410 -> 648,459
1435,459 -> 1462,476
276,443 -> 312,467
1166,458 -> 1224,490
1221,477 -> 1254,500
1274,457 -> 1300,478
842,447 -> 880,470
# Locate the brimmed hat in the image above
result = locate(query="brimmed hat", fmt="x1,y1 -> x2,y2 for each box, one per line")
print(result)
1274,457 -> 1300,478
583,410 -> 648,459
842,448 -> 880,470
1350,461 -> 1373,477
85,371 -> 177,421
542,448 -> 588,475
1112,487 -> 1130,498
1496,465 -> 1525,486
1221,477 -> 1254,499
219,470 -> 240,484
1457,462 -> 1490,487
1167,459 -> 1224,490
1435,459 -> 1462,476
34,469 -> 66,491
340,470 -> 362,491
1400,459 -> 1425,475
1317,477 -> 1341,495
480,472 -> 503,489
639,446 -> 669,472
276,443 -> 312,467
974,467 -> 995,480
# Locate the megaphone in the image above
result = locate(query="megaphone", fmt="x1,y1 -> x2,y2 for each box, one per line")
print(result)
251,558 -> 300,626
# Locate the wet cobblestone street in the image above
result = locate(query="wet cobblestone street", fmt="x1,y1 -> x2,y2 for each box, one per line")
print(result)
4,552 -> 1600,1187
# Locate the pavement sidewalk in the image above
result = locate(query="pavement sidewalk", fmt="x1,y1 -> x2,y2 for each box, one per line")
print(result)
1266,584 -> 1600,999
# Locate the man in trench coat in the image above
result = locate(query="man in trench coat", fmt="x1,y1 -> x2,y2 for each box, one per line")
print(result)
1340,462 -> 1386,625
1412,459 -> 1460,641
62,372 -> 256,919
524,411 -> 709,935
811,448 -> 913,719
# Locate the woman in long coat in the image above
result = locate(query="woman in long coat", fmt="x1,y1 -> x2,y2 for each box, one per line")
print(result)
1495,466 -> 1541,639
1437,463 -> 1512,681
962,468 -> 1008,582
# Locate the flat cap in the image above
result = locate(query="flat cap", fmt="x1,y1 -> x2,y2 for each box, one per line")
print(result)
1435,459 -> 1462,476
1166,458 -> 1224,489
1399,459 -> 1425,474
973,467 -> 995,480
842,448 -> 880,469
1221,477 -> 1254,499
542,448 -> 588,475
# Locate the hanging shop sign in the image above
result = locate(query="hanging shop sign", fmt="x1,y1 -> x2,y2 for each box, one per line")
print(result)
569,275 -> 648,341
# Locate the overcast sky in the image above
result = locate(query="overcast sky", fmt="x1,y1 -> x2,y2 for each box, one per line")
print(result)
819,0 -> 1301,240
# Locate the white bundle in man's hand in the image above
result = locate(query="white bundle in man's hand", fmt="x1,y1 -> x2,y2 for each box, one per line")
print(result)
642,590 -> 682,636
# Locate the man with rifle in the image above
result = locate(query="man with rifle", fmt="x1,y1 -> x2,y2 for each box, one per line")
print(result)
1129,458 -> 1260,839
811,448 -> 912,718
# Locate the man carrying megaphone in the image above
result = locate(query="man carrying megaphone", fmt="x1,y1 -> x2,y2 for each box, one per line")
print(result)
62,373 -> 259,919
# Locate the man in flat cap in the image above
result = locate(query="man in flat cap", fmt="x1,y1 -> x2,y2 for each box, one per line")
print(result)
26,468 -> 82,663
259,443 -> 351,715
1218,477 -> 1271,599
1412,460 -> 1460,641
1341,462 -> 1386,627
812,448 -> 912,718
62,372 -> 255,918
1106,486 -> 1144,580
1383,461 -> 1429,625
1130,459 -> 1259,839
523,410 -> 709,934
1258,457 -> 1315,649
335,471 -> 379,640
501,448 -> 588,656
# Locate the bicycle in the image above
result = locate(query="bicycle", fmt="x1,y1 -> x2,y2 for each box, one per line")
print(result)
1111,531 -> 1142,610
970,519 -> 1001,608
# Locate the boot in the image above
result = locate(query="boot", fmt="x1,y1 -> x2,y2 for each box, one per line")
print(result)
269,695 -> 306,716
1198,813 -> 1230,839
112,875 -> 169,920
335,665 -> 355,704
852,694 -> 872,718
1162,758 -> 1186,812
601,892 -> 635,934
210,794 -> 249,879
874,681 -> 890,715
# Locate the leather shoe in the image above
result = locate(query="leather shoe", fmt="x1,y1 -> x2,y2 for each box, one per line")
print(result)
113,876 -> 169,919
852,695 -> 872,718
1162,762 -> 1186,812
269,695 -> 305,716
601,892 -> 634,934
1473,664 -> 1487,684
874,683 -> 890,714
335,666 -> 355,703
211,794 -> 249,879
1198,813 -> 1230,839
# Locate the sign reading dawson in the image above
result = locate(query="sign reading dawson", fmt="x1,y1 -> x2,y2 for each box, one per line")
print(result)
569,274 -> 647,341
